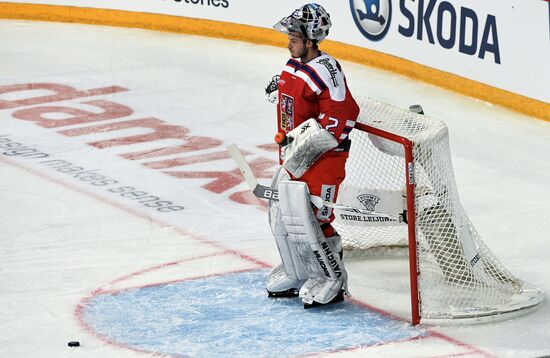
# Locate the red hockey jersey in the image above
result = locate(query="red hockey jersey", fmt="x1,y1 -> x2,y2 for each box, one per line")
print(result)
276,52 -> 360,160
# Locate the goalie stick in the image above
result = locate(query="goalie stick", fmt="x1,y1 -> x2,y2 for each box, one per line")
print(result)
226,143 -> 405,222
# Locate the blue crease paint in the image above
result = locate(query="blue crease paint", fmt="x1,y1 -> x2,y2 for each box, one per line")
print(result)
82,270 -> 425,357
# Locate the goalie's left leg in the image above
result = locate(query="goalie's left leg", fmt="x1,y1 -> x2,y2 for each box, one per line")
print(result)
278,180 -> 348,307
300,233 -> 348,308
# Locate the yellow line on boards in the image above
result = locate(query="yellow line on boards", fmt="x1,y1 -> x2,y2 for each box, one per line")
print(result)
1,2 -> 548,122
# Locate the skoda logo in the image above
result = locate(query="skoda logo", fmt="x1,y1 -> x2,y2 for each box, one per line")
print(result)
350,0 -> 392,41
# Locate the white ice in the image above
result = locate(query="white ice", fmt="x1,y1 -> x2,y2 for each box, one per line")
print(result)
1,20 -> 550,357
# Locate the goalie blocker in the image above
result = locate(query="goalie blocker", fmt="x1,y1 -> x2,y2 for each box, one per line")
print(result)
278,118 -> 338,179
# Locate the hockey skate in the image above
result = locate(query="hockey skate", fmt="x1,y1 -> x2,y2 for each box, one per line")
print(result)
303,289 -> 345,309
266,264 -> 304,298
299,277 -> 347,308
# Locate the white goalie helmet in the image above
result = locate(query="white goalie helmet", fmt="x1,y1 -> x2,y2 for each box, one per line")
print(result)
273,3 -> 332,44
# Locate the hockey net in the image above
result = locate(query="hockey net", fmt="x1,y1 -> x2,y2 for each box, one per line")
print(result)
334,97 -> 543,325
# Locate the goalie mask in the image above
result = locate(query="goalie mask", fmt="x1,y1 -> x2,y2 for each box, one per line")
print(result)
273,3 -> 332,44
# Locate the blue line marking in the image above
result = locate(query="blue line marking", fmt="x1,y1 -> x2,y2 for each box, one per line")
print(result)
82,270 -> 425,357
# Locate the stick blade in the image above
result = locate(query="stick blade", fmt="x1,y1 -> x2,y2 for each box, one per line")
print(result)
226,143 -> 259,191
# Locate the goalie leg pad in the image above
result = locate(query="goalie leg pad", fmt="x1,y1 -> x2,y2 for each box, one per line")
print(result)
300,278 -> 345,306
278,180 -> 347,304
267,167 -> 307,294
266,264 -> 303,295
300,234 -> 349,305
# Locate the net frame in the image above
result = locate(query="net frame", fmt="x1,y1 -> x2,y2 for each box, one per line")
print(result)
335,98 -> 543,325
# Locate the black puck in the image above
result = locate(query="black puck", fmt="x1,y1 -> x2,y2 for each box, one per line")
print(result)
68,341 -> 80,347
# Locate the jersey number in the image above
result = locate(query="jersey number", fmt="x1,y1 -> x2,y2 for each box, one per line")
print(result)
325,116 -> 339,134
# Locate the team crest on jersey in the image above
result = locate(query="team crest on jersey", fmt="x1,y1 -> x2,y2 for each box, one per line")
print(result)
280,94 -> 294,130
357,194 -> 380,212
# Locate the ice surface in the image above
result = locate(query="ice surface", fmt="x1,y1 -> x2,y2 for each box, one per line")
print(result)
1,20 -> 549,357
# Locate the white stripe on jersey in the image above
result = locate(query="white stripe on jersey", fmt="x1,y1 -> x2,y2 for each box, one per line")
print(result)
345,120 -> 356,128
309,53 -> 347,102
283,65 -> 322,94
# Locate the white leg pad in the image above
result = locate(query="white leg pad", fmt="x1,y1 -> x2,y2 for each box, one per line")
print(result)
299,278 -> 344,305
266,264 -> 304,293
267,167 -> 307,292
278,180 -> 348,303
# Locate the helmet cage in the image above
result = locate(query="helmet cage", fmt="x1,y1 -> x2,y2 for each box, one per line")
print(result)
273,3 -> 332,44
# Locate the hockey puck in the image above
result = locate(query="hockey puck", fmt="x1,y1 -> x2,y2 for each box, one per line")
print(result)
68,341 -> 80,347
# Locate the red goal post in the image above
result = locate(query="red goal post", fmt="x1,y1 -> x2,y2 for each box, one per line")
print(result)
354,122 -> 421,325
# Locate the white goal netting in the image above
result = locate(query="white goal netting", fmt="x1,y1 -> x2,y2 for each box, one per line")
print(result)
335,97 -> 543,324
